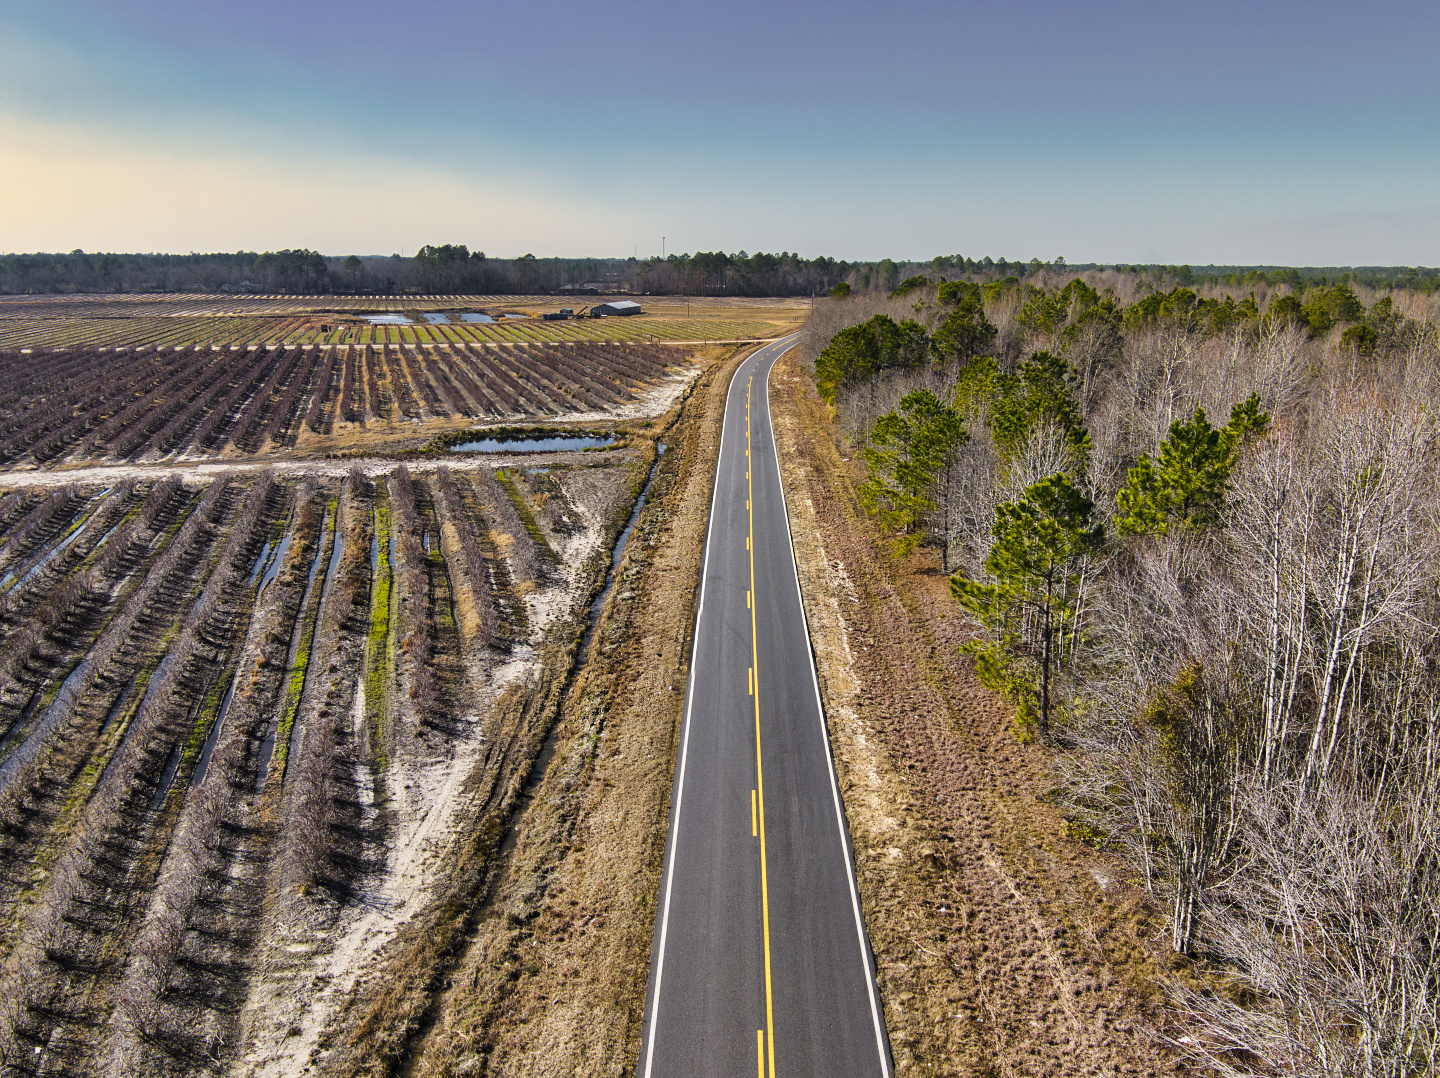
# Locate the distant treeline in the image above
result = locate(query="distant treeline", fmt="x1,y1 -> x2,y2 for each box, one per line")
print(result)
1,245 -> 1435,296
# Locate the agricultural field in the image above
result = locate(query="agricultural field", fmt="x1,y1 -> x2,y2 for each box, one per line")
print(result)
0,458 -> 652,1074
0,293 -> 755,1074
0,336 -> 732,470
0,294 -> 805,351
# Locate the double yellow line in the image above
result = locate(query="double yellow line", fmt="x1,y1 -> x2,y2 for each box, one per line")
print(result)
747,376 -> 777,1078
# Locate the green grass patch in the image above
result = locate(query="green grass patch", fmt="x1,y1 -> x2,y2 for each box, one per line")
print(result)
271,503 -> 335,787
493,469 -> 559,563
365,498 -> 393,768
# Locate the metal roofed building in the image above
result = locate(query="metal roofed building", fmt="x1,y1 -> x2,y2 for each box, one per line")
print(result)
592,300 -> 643,316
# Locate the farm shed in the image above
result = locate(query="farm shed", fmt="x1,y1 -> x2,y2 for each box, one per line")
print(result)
592,300 -> 643,316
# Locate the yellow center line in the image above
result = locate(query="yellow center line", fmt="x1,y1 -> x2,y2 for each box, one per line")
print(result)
747,376 -> 777,1078
751,789 -> 757,836
756,1029 -> 765,1078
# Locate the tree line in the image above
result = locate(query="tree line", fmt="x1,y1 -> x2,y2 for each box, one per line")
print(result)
5,247 -> 1433,298
804,271 -> 1440,1078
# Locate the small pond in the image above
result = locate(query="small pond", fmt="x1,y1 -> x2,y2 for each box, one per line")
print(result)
422,312 -> 451,324
365,313 -> 411,325
459,312 -> 494,323
450,434 -> 616,454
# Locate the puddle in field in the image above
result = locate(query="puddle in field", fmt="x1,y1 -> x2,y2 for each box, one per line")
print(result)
364,313 -> 411,325
521,443 -> 666,799
150,743 -> 184,808
98,676 -> 138,737
449,434 -> 615,454
422,313 -> 451,324
1,497 -> 100,592
193,667 -> 239,786
323,528 -> 345,602
257,534 -> 291,598
93,648 -> 179,790
256,526 -> 330,791
248,539 -> 274,585
0,643 -> 100,780
11,502 -> 104,591
459,312 -> 494,323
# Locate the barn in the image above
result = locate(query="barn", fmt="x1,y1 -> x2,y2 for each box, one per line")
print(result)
592,300 -> 643,316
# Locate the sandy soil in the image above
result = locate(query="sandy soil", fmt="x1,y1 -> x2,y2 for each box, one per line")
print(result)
230,457 -> 643,1078
767,351 -> 1183,1078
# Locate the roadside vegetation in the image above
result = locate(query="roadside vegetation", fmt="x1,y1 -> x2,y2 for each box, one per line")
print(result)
802,267 -> 1440,1078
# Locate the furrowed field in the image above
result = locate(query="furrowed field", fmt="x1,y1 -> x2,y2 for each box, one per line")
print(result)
0,294 -> 764,1075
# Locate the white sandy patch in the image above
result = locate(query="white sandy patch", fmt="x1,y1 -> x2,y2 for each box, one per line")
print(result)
238,480 -> 619,1077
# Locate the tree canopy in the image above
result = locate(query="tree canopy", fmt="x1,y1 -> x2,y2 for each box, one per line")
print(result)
813,315 -> 929,403
952,474 -> 1105,741
1115,395 -> 1270,536
859,389 -> 968,551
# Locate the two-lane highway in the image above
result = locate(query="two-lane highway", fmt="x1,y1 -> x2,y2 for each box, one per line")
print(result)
641,336 -> 892,1078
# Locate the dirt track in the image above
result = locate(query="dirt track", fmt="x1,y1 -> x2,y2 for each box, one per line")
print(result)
768,351 -> 1183,1078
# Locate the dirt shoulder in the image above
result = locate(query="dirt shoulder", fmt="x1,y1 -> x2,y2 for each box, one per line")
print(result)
769,351 -> 1182,1078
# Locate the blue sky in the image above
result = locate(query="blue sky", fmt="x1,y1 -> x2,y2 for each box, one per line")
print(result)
2,0 -> 1437,264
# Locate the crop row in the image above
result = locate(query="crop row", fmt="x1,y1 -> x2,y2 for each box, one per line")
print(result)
0,314 -> 779,351
0,342 -> 683,463
0,461 -> 564,1071
0,294 -> 518,320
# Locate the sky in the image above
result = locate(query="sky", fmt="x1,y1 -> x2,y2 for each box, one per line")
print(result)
2,0 -> 1437,265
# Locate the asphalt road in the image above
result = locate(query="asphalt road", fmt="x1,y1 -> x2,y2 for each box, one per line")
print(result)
640,337 -> 892,1078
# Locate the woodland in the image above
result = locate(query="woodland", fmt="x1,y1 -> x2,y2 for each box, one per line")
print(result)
3,246 -> 1433,299
802,267 -> 1440,1078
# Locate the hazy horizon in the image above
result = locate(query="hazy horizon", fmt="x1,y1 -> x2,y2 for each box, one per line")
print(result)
3,0 -> 1437,265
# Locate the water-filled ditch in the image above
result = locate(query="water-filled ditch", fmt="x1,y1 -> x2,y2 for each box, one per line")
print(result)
449,434 -> 616,454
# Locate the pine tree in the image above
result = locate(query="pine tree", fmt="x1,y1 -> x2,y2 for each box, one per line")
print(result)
1116,394 -> 1269,536
860,389 -> 968,554
952,474 -> 1104,741
989,351 -> 1091,469
813,314 -> 928,403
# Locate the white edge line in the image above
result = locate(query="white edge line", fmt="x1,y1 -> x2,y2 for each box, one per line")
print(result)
761,340 -> 894,1078
642,341 -> 765,1078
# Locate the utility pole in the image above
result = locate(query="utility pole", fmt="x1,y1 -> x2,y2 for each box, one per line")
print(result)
662,237 -> 666,259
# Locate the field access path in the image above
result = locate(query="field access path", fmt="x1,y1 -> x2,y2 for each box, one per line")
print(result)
640,336 -> 892,1078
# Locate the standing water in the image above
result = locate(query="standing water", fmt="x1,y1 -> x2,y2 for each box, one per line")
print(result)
192,667 -> 240,786
257,534 -> 291,598
248,539 -> 274,586
517,444 -> 667,805
577,443 -> 666,666
255,515 -> 331,790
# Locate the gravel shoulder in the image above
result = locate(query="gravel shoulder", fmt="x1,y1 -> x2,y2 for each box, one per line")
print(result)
768,351 -> 1183,1078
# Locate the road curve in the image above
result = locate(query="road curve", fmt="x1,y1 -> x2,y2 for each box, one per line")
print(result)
640,337 -> 893,1078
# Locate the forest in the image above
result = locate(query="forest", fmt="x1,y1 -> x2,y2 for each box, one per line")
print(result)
802,268 -> 1440,1078
4,247 -> 1434,298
